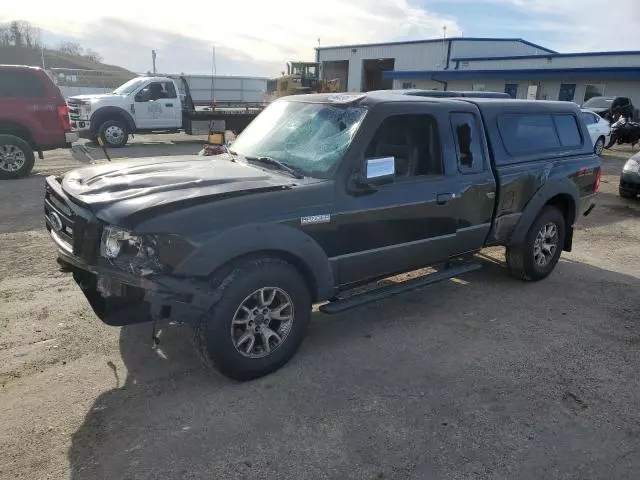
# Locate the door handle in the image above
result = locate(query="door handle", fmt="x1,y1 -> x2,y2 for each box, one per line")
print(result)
436,193 -> 455,205
165,103 -> 174,107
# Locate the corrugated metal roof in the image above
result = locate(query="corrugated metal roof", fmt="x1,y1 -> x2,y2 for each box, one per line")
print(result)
384,67 -> 640,81
315,37 -> 556,54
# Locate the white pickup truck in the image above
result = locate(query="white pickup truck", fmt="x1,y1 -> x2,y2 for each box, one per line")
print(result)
67,75 -> 266,147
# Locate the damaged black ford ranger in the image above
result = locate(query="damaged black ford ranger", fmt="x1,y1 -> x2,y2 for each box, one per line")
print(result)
45,92 -> 600,380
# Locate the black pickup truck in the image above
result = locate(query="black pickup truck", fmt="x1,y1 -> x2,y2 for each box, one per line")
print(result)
45,92 -> 600,380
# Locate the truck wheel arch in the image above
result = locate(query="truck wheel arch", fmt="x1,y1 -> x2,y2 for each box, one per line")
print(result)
172,224 -> 336,302
0,121 -> 34,146
90,107 -> 135,134
509,180 -> 579,251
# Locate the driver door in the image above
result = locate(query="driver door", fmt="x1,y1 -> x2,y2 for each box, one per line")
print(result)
334,108 -> 459,286
134,81 -> 181,129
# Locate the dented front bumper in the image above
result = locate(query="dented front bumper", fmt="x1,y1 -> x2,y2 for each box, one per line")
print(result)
56,246 -> 212,327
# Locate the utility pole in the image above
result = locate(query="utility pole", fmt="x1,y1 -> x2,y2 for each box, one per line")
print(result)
210,46 -> 217,106
442,25 -> 448,69
152,50 -> 157,75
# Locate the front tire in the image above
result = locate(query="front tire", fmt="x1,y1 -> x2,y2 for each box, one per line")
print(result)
194,257 -> 312,381
98,119 -> 129,148
0,134 -> 35,179
594,136 -> 605,155
506,206 -> 565,281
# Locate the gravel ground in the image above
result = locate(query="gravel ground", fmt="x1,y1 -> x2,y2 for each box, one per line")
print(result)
0,137 -> 639,480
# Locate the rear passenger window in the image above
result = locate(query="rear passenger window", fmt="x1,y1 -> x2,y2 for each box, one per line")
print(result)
553,114 -> 582,146
0,71 -> 47,98
450,112 -> 484,173
364,114 -> 443,178
498,114 -> 560,154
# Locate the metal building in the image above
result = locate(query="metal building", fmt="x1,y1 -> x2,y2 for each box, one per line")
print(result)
316,37 -> 554,92
317,37 -> 640,107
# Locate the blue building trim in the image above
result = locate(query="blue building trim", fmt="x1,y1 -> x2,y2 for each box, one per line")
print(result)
383,67 -> 640,81
452,50 -> 640,62
315,37 -> 556,53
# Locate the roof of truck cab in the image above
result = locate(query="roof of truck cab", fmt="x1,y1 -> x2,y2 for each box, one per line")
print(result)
282,91 -> 468,107
459,97 -> 582,113
282,92 -> 582,113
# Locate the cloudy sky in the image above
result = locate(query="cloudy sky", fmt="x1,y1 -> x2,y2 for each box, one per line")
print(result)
2,0 -> 639,76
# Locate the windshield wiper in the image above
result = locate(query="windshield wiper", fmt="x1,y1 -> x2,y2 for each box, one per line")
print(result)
245,156 -> 304,179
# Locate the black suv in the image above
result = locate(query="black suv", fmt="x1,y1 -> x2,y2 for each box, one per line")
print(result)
45,92 -> 600,380
583,96 -> 635,121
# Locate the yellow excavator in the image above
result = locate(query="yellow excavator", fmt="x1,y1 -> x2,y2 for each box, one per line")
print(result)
265,62 -> 341,101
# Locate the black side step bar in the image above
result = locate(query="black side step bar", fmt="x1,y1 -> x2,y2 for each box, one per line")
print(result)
319,262 -> 482,315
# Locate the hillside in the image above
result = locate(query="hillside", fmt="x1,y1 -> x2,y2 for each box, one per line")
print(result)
0,45 -> 131,72
0,45 -> 136,89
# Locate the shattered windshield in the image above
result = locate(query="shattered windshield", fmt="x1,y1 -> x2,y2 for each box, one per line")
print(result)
230,100 -> 367,177
113,78 -> 148,95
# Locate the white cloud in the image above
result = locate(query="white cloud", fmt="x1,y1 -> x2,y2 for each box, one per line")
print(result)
0,0 -> 460,74
483,0 -> 640,51
4,0 -> 638,75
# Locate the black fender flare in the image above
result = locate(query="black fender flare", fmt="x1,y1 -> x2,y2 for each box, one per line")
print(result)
508,178 -> 580,246
173,223 -> 335,302
90,107 -> 136,134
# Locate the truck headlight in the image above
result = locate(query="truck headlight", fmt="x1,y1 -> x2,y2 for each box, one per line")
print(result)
82,103 -> 92,115
101,225 -> 138,258
623,158 -> 640,173
100,226 -> 162,275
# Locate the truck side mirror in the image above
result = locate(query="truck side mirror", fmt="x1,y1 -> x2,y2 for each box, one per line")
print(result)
353,157 -> 395,188
135,88 -> 151,102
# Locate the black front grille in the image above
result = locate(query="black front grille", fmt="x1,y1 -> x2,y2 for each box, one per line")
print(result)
45,178 -> 101,262
45,183 -> 75,249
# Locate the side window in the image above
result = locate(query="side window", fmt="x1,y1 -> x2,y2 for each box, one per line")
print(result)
144,82 -> 173,101
162,81 -> 177,99
364,114 -> 443,178
498,114 -> 560,154
553,114 -> 582,147
450,112 -> 484,173
0,71 -> 47,98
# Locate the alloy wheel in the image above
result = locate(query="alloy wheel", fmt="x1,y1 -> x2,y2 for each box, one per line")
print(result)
231,287 -> 294,358
595,138 -> 604,155
0,144 -> 26,172
533,222 -> 559,267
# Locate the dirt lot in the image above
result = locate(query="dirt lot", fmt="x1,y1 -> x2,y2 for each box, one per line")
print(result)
1,136 -> 639,480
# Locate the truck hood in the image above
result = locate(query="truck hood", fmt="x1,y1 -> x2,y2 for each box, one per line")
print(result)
62,155 -> 300,226
69,93 -> 125,102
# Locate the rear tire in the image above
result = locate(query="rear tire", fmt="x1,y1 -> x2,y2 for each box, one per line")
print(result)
98,119 -> 128,148
194,257 -> 312,381
0,134 -> 35,179
619,188 -> 637,199
506,206 -> 565,281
